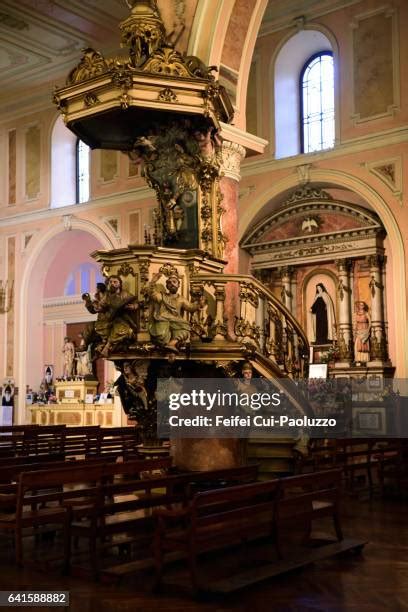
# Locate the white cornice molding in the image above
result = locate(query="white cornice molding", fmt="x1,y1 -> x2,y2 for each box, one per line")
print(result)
241,126 -> 408,178
0,185 -> 154,229
219,122 -> 268,154
43,296 -> 84,308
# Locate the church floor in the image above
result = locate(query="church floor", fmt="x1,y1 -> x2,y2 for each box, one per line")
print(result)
0,496 -> 407,612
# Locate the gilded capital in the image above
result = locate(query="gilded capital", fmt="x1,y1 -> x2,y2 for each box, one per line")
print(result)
220,141 -> 246,181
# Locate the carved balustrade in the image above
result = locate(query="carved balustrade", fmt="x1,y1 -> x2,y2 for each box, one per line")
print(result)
191,273 -> 309,378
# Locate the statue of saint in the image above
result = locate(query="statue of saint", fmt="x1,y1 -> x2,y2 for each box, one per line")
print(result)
62,337 -> 75,378
146,271 -> 199,351
98,275 -> 139,356
354,301 -> 371,363
76,332 -> 93,377
82,277 -> 138,356
309,283 -> 336,345
82,282 -> 109,353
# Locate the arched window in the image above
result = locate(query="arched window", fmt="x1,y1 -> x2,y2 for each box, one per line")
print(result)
300,52 -> 334,153
274,30 -> 335,159
50,117 -> 91,207
64,262 -> 104,296
76,139 -> 90,204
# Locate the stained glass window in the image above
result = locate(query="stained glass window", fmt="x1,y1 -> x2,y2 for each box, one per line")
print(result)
76,139 -> 90,203
300,52 -> 334,153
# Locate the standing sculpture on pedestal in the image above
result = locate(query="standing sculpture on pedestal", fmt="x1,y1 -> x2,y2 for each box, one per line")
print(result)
76,332 -> 93,377
309,283 -> 336,344
62,337 -> 75,378
353,301 -> 371,364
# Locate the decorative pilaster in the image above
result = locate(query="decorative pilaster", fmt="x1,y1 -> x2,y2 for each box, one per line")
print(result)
279,266 -> 294,312
335,259 -> 353,362
218,140 -> 246,275
367,254 -> 388,362
220,141 -> 246,182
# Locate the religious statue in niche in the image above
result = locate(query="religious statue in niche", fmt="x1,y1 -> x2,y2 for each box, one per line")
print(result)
62,337 -> 75,378
82,277 -> 139,357
309,283 -> 336,345
145,267 -> 200,353
353,301 -> 371,364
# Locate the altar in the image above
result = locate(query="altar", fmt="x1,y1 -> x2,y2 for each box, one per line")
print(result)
29,378 -> 122,427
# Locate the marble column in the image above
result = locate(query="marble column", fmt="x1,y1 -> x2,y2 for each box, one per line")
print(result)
219,141 -> 246,336
367,254 -> 388,363
335,259 -> 353,363
219,141 -> 246,274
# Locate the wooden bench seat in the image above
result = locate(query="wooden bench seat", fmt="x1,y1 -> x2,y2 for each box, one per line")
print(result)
0,464 -> 105,567
153,469 -> 343,592
295,438 -> 399,495
67,464 -> 258,576
0,456 -> 173,568
275,469 -> 343,556
154,478 -> 278,591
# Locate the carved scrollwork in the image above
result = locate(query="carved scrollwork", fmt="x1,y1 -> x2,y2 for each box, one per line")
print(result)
234,317 -> 261,348
117,262 -> 136,277
284,186 -> 332,206
66,48 -> 109,85
142,46 -> 192,77
157,87 -> 178,103
83,93 -> 100,108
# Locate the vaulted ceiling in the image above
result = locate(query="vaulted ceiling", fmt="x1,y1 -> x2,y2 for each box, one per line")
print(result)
0,0 -> 358,118
0,0 -> 129,116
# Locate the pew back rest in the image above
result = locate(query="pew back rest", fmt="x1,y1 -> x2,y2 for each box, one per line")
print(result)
16,464 -> 106,518
190,479 -> 280,530
277,469 -> 342,520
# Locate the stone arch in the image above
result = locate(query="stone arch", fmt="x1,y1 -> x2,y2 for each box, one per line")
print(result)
239,170 -> 407,377
15,220 -> 114,423
188,0 -> 268,129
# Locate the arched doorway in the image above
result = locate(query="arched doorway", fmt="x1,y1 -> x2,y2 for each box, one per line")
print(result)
16,224 -> 114,423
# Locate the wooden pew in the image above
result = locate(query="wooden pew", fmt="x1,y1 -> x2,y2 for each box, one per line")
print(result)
294,438 -> 399,495
275,469 -> 343,557
0,425 -> 143,464
0,464 -> 105,567
153,477 -> 278,591
376,439 -> 408,496
68,464 -> 258,577
153,469 -> 343,592
0,456 -> 173,567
